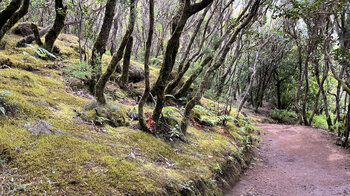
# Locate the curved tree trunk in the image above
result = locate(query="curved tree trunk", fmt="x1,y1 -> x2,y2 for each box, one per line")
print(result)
0,0 -> 22,30
180,0 -> 261,133
216,33 -> 242,98
151,0 -> 214,130
236,49 -> 261,118
138,0 -> 155,132
95,0 -> 136,104
89,0 -> 117,94
0,0 -> 30,42
43,0 -> 67,52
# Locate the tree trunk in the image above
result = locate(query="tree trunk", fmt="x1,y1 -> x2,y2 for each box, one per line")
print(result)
138,0 -> 154,132
308,90 -> 321,124
276,80 -> 282,109
216,34 -> 242,98
89,0 -> 117,93
0,0 -> 30,42
43,0 -> 67,52
334,71 -> 343,127
294,45 -> 303,124
0,0 -> 22,30
151,0 -> 214,129
110,10 -> 120,55
301,55 -> 310,126
94,0 -> 136,104
177,6 -> 209,73
180,0 -> 261,133
16,25 -> 51,47
30,23 -> 43,46
119,36 -> 134,89
236,48 -> 262,118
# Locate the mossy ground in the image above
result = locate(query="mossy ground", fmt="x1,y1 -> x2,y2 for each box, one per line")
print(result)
0,30 -> 257,195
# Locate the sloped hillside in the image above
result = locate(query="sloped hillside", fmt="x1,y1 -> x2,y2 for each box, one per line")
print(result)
0,31 -> 261,195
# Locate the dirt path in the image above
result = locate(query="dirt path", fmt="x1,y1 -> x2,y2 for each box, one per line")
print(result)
226,124 -> 350,196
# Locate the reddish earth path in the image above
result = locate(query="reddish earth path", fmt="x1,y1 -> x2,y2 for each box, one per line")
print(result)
226,124 -> 350,196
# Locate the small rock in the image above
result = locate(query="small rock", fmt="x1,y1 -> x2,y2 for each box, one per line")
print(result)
24,120 -> 63,136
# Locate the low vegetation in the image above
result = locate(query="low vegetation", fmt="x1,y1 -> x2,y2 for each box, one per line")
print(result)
0,31 -> 259,195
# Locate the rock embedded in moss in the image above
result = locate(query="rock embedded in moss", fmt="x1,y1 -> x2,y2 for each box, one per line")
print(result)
84,101 -> 128,127
23,120 -> 63,136
12,22 -> 43,37
113,62 -> 145,83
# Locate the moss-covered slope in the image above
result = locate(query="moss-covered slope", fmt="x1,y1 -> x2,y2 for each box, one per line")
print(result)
0,30 -> 259,195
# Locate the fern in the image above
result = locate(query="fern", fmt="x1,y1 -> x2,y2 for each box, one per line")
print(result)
162,106 -> 180,118
217,115 -> 234,122
193,105 -> 213,115
63,62 -> 92,79
0,91 -> 12,115
194,105 -> 235,125
24,44 -> 57,59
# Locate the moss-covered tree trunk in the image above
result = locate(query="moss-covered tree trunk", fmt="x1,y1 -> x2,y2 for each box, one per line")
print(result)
138,0 -> 155,132
164,7 -> 209,95
30,23 -> 43,46
0,0 -> 22,30
119,36 -> 134,89
0,0 -> 30,42
151,0 -> 213,131
94,0 -> 136,104
180,0 -> 261,133
43,0 -> 67,52
89,0 -> 117,94
110,10 -> 120,55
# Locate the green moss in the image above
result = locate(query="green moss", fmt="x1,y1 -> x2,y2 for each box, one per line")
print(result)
0,31 -> 254,195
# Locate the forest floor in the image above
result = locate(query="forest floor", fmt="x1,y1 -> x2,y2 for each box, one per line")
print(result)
226,123 -> 350,196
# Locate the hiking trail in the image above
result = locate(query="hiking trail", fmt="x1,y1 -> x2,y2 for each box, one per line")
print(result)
226,124 -> 350,196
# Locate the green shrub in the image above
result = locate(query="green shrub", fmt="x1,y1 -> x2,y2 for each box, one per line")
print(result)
312,114 -> 328,129
63,61 -> 91,79
270,108 -> 297,122
0,91 -> 12,115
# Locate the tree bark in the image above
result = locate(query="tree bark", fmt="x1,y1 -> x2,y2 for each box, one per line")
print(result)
236,48 -> 262,118
30,23 -> 43,46
110,8 -> 120,55
294,45 -> 304,124
0,0 -> 22,30
216,33 -> 243,98
119,36 -> 134,89
43,0 -> 67,52
89,0 -> 117,94
94,0 -> 136,104
138,0 -> 155,132
151,0 -> 213,130
0,0 -> 30,42
180,0 -> 261,133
